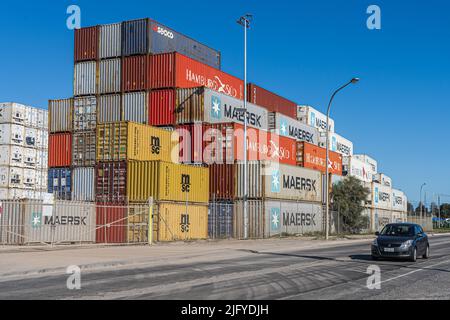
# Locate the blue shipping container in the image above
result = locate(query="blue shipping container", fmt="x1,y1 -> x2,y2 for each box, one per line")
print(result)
208,202 -> 233,239
48,168 -> 72,200
122,19 -> 149,56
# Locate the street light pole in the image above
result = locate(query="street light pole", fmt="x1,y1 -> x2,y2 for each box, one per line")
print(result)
325,78 -> 359,240
420,183 -> 426,219
237,14 -> 252,239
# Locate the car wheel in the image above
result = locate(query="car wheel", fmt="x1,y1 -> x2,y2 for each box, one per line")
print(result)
410,247 -> 417,262
423,245 -> 430,259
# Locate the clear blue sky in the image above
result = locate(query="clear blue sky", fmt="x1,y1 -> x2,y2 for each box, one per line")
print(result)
1,0 -> 449,204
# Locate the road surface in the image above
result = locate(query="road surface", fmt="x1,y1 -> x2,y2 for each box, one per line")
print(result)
1,235 -> 449,300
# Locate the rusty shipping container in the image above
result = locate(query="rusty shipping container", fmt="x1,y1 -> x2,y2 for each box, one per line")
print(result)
73,96 -> 96,131
122,92 -> 148,124
74,61 -> 97,96
176,124 -> 205,163
97,94 -> 121,123
233,200 -> 265,239
155,202 -> 208,242
121,55 -> 150,92
48,99 -> 73,133
96,162 -> 127,203
74,26 -> 99,62
209,164 -> 235,201
99,58 -> 121,94
150,52 -> 243,99
49,133 -> 72,167
296,141 -> 343,176
96,122 -> 179,163
247,84 -> 297,119
72,131 -> 96,166
96,203 -> 127,243
48,168 -> 71,200
99,23 -> 122,59
127,161 -> 209,203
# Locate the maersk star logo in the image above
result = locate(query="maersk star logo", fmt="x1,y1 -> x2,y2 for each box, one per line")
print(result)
271,170 -> 280,193
310,112 -> 316,127
211,96 -> 221,119
280,119 -> 288,136
331,136 -> 337,151
271,208 -> 280,231
374,187 -> 379,204
31,212 -> 42,228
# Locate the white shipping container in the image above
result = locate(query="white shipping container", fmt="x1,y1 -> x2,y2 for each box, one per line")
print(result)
36,149 -> 48,170
203,89 -> 269,131
24,127 -> 37,148
268,112 -> 319,145
343,156 -> 372,183
122,92 -> 148,124
49,99 -> 72,133
35,170 -> 48,190
373,173 -> 392,188
0,187 -> 26,200
73,96 -> 97,131
100,23 -> 122,59
74,61 -> 97,96
0,123 -> 25,146
372,208 -> 394,231
36,108 -> 48,129
23,168 -> 36,189
0,145 -> 23,167
72,167 -> 95,202
265,200 -> 323,237
23,148 -> 37,169
297,105 -> 335,132
392,189 -> 407,212
98,94 -> 121,123
353,154 -> 378,174
0,102 -> 26,125
0,166 -> 24,188
319,132 -> 353,156
23,106 -> 37,128
35,129 -> 49,150
99,58 -> 121,94
372,182 -> 392,210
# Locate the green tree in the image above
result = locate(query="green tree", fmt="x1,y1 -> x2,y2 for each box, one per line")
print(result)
440,203 -> 450,219
331,176 -> 371,233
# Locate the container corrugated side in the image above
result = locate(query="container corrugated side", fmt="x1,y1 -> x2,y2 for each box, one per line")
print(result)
74,61 -> 97,96
0,102 -> 26,125
99,58 -> 121,94
72,167 -> 96,202
97,94 -> 121,123
122,18 -> 149,56
73,96 -> 97,131
156,202 -> 208,242
268,112 -> 319,145
247,84 -> 297,119
372,182 -> 392,210
72,131 -> 96,167
96,203 -> 127,243
48,99 -> 73,133
122,92 -> 148,124
74,26 -> 99,62
49,133 -> 72,167
100,23 -> 122,59
121,55 -> 150,92
209,164 -> 234,201
296,141 -> 343,176
48,168 -> 71,200
0,200 -> 24,244
233,200 -> 265,239
127,161 -> 209,203
208,201 -> 233,239
149,89 -> 175,126
96,162 -> 127,203
175,87 -> 205,124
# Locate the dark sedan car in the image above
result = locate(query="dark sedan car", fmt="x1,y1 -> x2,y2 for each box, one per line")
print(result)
371,223 -> 430,262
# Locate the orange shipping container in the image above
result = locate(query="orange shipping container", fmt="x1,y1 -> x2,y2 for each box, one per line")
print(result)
49,133 -> 72,167
297,141 -> 343,175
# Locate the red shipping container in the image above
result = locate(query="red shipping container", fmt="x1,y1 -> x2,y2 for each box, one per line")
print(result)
49,133 -> 72,167
176,124 -> 206,163
247,83 -> 297,119
96,203 -> 127,244
150,52 -> 244,99
149,89 -> 176,125
210,164 -> 235,201
74,26 -> 99,62
96,162 -> 127,203
122,55 -> 151,92
296,141 -> 343,176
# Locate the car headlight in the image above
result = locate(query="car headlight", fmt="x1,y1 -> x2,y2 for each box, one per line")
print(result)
372,239 -> 378,246
400,240 -> 414,249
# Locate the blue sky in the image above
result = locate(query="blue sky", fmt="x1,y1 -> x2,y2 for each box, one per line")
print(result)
1,0 -> 449,204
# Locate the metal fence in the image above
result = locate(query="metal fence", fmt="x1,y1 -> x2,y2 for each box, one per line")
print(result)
407,216 -> 433,232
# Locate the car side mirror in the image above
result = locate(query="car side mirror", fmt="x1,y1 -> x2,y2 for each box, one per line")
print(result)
375,232 -> 380,236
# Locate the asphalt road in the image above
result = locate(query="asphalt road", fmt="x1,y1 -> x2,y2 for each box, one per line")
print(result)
1,235 -> 450,300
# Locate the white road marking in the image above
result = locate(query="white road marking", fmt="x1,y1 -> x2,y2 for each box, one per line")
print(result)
380,259 -> 450,285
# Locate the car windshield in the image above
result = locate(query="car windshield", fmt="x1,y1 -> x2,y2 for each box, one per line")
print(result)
380,225 -> 414,237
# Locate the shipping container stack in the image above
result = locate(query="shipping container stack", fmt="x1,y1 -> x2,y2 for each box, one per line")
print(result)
0,102 -> 49,200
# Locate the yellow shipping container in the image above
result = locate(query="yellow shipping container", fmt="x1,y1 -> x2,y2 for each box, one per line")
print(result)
96,122 -> 179,163
155,202 -> 208,242
127,203 -> 149,243
127,161 -> 209,203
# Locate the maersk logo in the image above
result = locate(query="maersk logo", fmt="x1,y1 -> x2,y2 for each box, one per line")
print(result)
282,175 -> 316,192
271,207 -> 280,231
211,96 -> 222,119
223,105 -> 262,127
271,170 -> 281,193
310,112 -> 316,127
374,187 -> 379,203
279,118 -> 288,136
283,212 -> 316,226
331,136 -> 337,151
31,212 -> 42,228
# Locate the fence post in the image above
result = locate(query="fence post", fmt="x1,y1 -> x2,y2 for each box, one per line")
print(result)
148,197 -> 153,245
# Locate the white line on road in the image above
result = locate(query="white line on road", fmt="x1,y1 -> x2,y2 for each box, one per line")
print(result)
379,259 -> 450,285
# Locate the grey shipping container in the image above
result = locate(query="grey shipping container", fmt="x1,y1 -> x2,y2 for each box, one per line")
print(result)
122,92 -> 148,124
0,199 -> 96,244
72,167 -> 96,202
233,200 -> 265,239
98,94 -> 121,123
73,96 -> 97,131
100,23 -> 122,59
268,112 -> 319,145
208,201 -> 233,239
48,99 -> 73,133
264,200 -> 323,238
99,58 -> 121,94
121,18 -> 221,69
74,61 -> 97,96
72,131 -> 96,166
